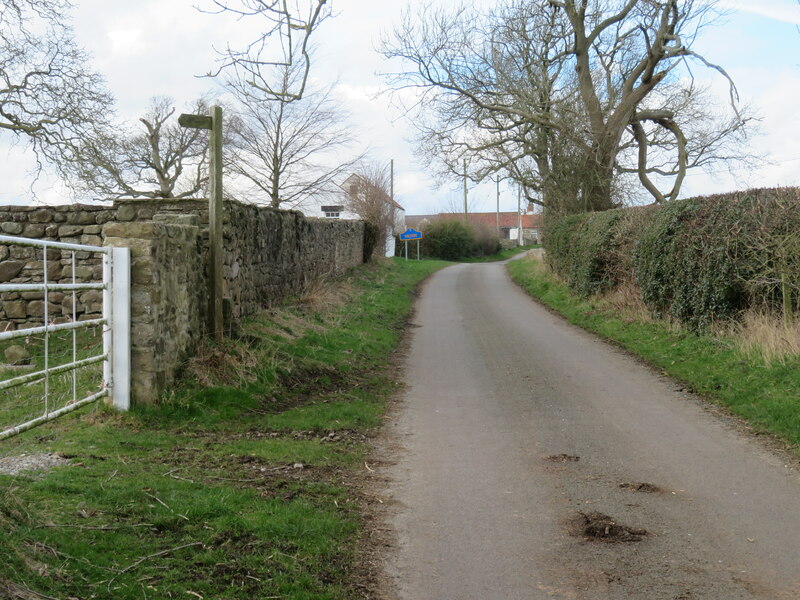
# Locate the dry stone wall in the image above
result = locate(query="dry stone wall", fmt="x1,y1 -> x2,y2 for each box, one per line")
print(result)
0,198 -> 365,404
225,202 -> 364,321
0,205 -> 114,329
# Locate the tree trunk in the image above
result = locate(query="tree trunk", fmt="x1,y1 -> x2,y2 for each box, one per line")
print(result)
582,143 -> 617,212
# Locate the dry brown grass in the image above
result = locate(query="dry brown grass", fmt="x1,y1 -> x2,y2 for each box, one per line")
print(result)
597,282 -> 654,324
185,338 -> 264,387
295,276 -> 354,314
727,310 -> 800,366
183,276 -> 356,388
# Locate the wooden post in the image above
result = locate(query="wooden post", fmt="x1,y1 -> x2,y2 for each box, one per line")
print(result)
208,106 -> 224,341
179,107 -> 224,341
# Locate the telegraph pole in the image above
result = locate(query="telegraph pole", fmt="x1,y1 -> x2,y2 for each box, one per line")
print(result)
463,159 -> 468,224
496,176 -> 500,238
517,185 -> 523,247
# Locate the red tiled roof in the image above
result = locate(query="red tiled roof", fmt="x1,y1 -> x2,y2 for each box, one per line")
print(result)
406,212 -> 541,229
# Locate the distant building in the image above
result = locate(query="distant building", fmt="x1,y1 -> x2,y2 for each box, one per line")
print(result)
297,174 -> 405,258
405,212 -> 541,244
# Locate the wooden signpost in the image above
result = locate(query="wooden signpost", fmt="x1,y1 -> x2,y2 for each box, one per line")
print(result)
179,106 -> 224,341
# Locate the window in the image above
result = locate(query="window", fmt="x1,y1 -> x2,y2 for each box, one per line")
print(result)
321,205 -> 343,218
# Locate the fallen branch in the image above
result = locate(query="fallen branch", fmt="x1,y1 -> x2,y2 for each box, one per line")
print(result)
107,542 -> 203,589
3,581 -> 61,600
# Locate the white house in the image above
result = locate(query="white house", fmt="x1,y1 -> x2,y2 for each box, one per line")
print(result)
298,174 -> 405,258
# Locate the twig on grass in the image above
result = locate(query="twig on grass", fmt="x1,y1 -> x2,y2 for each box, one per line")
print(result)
107,542 -> 203,590
35,523 -> 154,531
100,469 -> 118,490
4,581 -> 62,600
163,468 -> 195,483
32,541 -> 121,573
143,491 -> 189,521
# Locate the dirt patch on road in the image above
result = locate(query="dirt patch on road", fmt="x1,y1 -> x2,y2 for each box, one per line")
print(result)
619,481 -> 662,493
571,512 -> 648,543
546,454 -> 581,463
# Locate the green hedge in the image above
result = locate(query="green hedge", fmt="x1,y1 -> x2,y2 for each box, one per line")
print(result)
413,219 -> 501,261
544,209 -> 630,296
543,188 -> 800,331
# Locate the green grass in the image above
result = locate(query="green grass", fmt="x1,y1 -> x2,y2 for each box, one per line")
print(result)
460,244 -> 541,263
0,258 -> 448,600
508,256 -> 800,450
1,327 -> 104,428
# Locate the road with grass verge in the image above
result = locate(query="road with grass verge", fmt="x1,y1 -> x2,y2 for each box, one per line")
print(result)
383,257 -> 800,599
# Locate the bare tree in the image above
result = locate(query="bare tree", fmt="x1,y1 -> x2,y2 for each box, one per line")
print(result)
344,163 -> 397,256
203,0 -> 332,102
225,60 -> 360,208
0,0 -> 115,183
67,97 -> 211,199
382,0 -> 753,213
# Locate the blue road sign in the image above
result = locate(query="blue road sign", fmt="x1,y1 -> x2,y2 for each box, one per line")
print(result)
400,228 -> 423,240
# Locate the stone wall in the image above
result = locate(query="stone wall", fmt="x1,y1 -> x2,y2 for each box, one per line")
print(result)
0,205 -> 114,329
0,198 -> 365,404
225,202 -> 364,320
103,215 -> 205,403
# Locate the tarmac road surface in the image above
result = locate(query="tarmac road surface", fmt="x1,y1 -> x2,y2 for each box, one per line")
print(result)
383,258 -> 800,600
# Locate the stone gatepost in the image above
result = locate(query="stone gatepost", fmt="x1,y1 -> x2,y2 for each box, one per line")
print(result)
103,214 -> 204,405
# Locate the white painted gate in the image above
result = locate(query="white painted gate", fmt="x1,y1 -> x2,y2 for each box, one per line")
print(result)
0,235 -> 130,440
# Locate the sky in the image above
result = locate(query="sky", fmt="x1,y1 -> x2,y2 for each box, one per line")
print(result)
1,0 -> 799,216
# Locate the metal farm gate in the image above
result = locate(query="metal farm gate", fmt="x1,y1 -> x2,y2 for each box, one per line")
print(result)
0,235 -> 130,440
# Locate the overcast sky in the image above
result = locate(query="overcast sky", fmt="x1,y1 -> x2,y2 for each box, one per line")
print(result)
1,0 -> 799,215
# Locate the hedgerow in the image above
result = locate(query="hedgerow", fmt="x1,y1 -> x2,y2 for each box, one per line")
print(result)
542,187 -> 800,332
415,219 -> 501,260
544,209 -> 640,296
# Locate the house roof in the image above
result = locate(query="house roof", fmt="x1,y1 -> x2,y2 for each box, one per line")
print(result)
406,212 -> 541,229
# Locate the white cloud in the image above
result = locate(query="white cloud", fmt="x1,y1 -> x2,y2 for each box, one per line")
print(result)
107,28 -> 143,57
718,0 -> 800,25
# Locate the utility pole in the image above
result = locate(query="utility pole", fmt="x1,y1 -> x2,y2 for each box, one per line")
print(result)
463,159 -> 468,224
390,159 -> 395,258
517,185 -> 523,247
496,176 -> 500,238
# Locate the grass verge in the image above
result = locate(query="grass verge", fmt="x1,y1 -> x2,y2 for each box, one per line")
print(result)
508,256 -> 800,450
0,257 -> 448,600
460,244 -> 540,263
